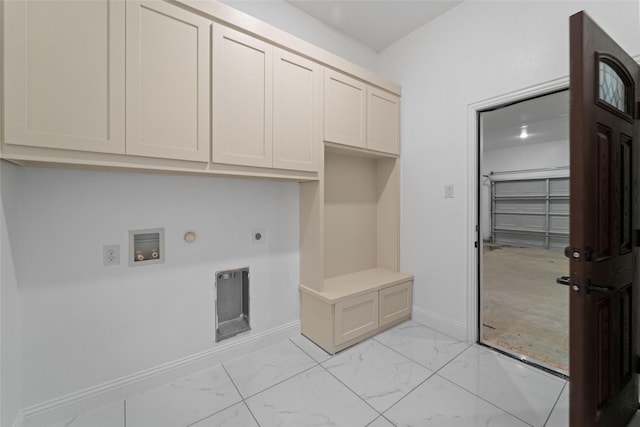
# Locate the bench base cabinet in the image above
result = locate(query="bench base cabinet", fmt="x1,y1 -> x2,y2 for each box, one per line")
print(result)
300,279 -> 412,355
379,281 -> 412,327
335,292 -> 379,346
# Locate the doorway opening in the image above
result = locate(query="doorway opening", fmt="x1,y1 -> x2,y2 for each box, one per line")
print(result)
478,89 -> 570,376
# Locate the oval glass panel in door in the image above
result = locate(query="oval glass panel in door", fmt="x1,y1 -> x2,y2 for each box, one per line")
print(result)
599,60 -> 628,113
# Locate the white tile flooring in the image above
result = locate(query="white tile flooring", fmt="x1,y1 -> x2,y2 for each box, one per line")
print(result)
47,320 -> 580,427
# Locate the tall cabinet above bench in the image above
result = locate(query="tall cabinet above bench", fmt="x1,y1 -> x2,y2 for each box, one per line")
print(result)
1,0 -> 411,355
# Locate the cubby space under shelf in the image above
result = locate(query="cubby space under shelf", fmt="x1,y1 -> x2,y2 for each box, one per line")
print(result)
298,141 -> 410,354
323,149 -> 399,281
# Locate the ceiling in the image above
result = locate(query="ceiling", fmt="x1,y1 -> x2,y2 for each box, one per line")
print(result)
284,1 -> 463,51
482,91 -> 570,151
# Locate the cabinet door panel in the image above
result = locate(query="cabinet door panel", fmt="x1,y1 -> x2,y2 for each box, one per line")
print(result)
334,292 -> 379,345
367,88 -> 400,155
379,282 -> 412,327
212,25 -> 273,168
323,69 -> 366,149
126,1 -> 210,161
4,0 -> 125,153
273,49 -> 320,172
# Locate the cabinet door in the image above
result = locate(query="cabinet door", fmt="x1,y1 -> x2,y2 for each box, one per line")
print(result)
379,282 -> 412,327
273,49 -> 320,172
367,88 -> 400,155
4,0 -> 125,153
212,25 -> 273,168
323,69 -> 366,149
126,1 -> 210,161
334,292 -> 379,346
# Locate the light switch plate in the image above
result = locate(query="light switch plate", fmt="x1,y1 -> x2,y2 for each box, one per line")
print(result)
444,184 -> 454,198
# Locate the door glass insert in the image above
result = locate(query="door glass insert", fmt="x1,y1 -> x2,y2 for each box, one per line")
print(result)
599,60 -> 628,113
479,90 -> 569,376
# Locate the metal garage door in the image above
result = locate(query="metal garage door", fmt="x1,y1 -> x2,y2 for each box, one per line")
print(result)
491,177 -> 569,249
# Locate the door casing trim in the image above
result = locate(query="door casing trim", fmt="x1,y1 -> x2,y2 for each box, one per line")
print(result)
466,76 -> 569,343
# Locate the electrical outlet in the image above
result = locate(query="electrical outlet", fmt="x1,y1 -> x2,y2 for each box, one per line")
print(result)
103,245 -> 120,266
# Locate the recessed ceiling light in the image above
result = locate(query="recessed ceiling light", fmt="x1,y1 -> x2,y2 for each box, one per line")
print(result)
519,125 -> 529,139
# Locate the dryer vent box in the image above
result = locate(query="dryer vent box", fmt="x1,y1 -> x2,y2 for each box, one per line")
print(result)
215,267 -> 250,342
129,228 -> 164,266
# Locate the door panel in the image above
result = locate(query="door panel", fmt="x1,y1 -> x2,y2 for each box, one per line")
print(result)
126,1 -> 211,161
334,292 -> 378,346
569,11 -> 639,427
323,69 -> 367,148
4,0 -> 125,153
367,88 -> 400,155
379,282 -> 412,327
212,25 -> 273,168
492,178 -> 570,249
273,49 -> 321,172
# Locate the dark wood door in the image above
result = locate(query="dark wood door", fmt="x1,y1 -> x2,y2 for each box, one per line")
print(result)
569,11 -> 640,427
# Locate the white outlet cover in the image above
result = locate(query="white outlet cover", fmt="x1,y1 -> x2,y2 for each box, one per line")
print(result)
252,228 -> 266,244
103,244 -> 120,266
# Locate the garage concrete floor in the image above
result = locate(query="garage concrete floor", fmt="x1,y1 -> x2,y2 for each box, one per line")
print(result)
482,244 -> 569,373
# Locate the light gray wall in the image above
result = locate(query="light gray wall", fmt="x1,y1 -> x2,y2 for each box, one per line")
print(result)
378,0 -> 640,338
483,140 -> 569,177
1,161 -> 22,427
219,0 -> 379,71
14,166 -> 299,407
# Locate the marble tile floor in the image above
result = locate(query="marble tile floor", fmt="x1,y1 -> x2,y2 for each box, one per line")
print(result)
47,320 -> 578,427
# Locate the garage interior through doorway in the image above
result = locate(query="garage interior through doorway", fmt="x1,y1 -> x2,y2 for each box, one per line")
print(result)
479,89 -> 570,375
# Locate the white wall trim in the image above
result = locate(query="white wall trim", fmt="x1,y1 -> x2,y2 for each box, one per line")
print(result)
465,76 -> 569,344
412,304 -> 467,341
21,321 -> 300,427
12,410 -> 25,427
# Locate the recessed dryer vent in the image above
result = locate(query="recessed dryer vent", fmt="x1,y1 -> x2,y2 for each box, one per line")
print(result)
215,267 -> 250,342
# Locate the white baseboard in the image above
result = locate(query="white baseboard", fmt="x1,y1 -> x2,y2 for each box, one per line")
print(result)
21,321 -> 300,427
411,305 -> 467,341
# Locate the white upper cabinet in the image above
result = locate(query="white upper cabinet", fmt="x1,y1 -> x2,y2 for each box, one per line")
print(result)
273,48 -> 321,172
4,0 -> 125,153
212,26 -> 320,172
323,69 -> 400,156
367,88 -> 400,155
2,0 -> 394,177
212,25 -> 273,168
323,69 -> 367,149
126,1 -> 211,161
